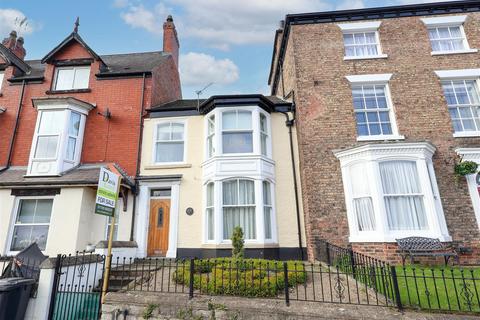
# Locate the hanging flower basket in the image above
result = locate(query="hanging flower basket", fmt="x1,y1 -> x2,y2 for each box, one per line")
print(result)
454,161 -> 478,176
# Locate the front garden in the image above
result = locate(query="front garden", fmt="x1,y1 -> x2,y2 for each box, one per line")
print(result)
173,258 -> 307,298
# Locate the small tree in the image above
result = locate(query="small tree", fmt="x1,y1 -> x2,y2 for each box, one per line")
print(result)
231,226 -> 245,259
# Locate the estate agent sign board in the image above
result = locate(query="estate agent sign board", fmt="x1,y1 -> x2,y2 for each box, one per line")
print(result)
95,167 -> 120,217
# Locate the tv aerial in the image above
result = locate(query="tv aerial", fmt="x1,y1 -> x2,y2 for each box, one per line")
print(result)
195,82 -> 213,110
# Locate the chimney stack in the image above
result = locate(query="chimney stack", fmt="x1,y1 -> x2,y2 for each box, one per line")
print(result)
163,15 -> 179,68
2,30 -> 26,60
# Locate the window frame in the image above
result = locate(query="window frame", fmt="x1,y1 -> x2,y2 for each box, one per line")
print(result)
28,105 -> 87,176
346,73 -> 404,141
435,69 -> 480,138
456,148 -> 480,230
0,70 -> 4,93
52,65 -> 91,91
6,196 -> 54,254
335,143 -> 451,243
338,21 -> 388,60
203,178 -> 277,245
221,110 -> 254,155
204,107 -> 272,159
421,15 -> 477,56
152,119 -> 187,165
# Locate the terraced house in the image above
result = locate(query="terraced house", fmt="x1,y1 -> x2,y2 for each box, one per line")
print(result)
136,94 -> 305,259
269,0 -> 480,264
0,16 -> 181,256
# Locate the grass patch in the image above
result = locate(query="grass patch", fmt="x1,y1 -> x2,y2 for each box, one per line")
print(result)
331,254 -> 480,312
173,258 -> 306,298
396,266 -> 480,312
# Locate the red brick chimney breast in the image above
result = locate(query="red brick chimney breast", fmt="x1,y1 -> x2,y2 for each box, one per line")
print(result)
163,15 -> 179,68
2,30 -> 26,60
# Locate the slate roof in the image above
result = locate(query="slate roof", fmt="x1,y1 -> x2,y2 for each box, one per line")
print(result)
0,43 -> 30,73
7,51 -> 171,82
0,163 -> 134,188
149,95 -> 291,114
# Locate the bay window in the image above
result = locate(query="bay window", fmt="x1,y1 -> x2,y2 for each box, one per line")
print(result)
28,98 -> 93,176
205,107 -> 271,158
53,66 -> 90,91
10,198 -> 53,252
206,182 -> 215,241
222,110 -> 253,154
204,178 -> 276,244
335,143 -> 451,242
154,121 -> 185,163
222,179 -> 256,240
456,148 -> 480,229
207,115 -> 215,158
380,161 -> 428,231
263,181 -> 273,239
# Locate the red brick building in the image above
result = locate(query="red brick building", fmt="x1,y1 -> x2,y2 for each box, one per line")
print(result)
269,1 -> 480,264
0,16 -> 181,256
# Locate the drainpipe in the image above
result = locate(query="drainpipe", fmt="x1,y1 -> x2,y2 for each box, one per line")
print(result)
279,96 -> 304,260
129,73 -> 146,241
0,80 -> 26,173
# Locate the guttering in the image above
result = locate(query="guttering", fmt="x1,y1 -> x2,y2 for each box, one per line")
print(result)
269,0 -> 480,94
0,80 -> 26,174
130,72 -> 147,241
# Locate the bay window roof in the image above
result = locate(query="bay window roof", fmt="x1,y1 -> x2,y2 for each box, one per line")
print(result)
147,94 -> 292,117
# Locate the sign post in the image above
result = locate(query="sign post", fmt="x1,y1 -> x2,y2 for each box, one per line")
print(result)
95,167 -> 121,304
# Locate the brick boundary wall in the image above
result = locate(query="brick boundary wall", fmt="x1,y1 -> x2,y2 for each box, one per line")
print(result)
102,291 -> 478,320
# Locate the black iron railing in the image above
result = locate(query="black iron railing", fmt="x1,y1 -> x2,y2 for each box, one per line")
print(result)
44,248 -> 480,318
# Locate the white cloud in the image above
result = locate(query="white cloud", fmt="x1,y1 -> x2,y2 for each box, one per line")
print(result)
120,2 -> 170,35
179,52 -> 239,86
336,0 -> 366,10
0,9 -> 36,37
118,0 -> 333,49
113,0 -> 130,8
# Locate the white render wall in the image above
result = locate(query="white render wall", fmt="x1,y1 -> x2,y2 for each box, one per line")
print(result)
0,186 -> 133,256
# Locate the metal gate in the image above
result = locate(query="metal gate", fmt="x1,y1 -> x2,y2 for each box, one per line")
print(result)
48,253 -> 106,320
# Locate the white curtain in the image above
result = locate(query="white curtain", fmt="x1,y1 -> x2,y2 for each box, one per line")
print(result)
349,163 -> 376,231
380,161 -> 428,230
223,180 -> 256,239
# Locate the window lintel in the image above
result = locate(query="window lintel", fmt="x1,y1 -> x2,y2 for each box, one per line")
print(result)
421,15 -> 467,27
337,21 -> 381,32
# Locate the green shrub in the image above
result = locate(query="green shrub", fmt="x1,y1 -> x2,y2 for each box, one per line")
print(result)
455,161 -> 478,176
231,227 -> 245,259
173,258 -> 306,298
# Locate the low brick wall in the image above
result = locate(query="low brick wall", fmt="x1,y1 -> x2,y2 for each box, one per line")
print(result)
102,291 -> 478,320
351,242 -> 480,266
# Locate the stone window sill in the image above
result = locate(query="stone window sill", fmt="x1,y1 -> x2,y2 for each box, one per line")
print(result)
431,49 -> 478,56
46,88 -> 91,94
144,163 -> 192,170
344,54 -> 388,61
356,135 -> 405,142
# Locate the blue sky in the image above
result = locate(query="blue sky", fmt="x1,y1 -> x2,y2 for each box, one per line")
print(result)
1,0 -> 446,98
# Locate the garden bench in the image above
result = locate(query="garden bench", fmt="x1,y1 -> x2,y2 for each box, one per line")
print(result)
396,237 -> 459,266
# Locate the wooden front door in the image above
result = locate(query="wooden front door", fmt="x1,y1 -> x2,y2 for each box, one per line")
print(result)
147,199 -> 170,256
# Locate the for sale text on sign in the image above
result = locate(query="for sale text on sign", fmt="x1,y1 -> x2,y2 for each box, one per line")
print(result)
95,167 -> 120,217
